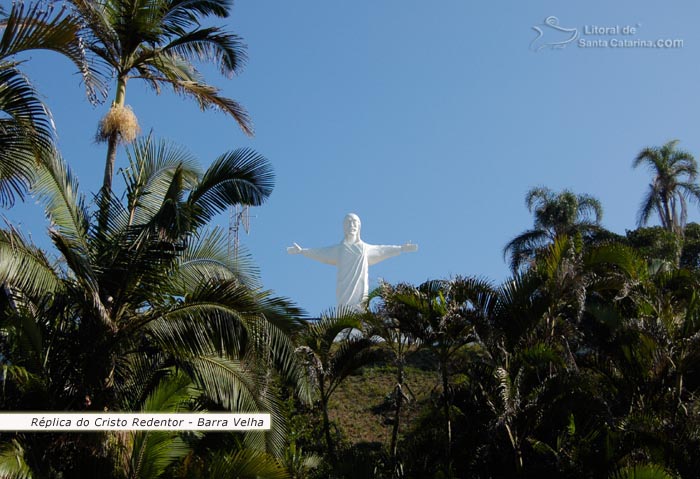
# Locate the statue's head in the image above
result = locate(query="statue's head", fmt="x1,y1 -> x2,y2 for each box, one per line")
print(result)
343,213 -> 361,243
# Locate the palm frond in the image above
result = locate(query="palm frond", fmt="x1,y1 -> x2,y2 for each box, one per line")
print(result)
32,153 -> 114,329
170,227 -> 261,293
122,134 -> 200,226
161,26 -> 246,76
608,463 -> 677,479
576,193 -> 604,223
0,439 -> 32,479
326,336 -> 378,398
503,229 -> 550,272
247,312 -> 314,404
0,227 -> 61,300
585,243 -> 648,283
207,450 -> 289,479
31,151 -> 89,248
149,69 -> 253,135
187,148 -> 273,225
114,351 -> 169,411
0,67 -> 52,206
525,186 -> 553,212
128,371 -> 197,479
141,369 -> 197,413
450,275 -> 497,314
66,0 -> 120,69
0,1 -> 105,102
129,431 -> 190,479
303,308 -> 363,347
633,147 -> 661,170
184,355 -> 280,420
637,187 -> 659,228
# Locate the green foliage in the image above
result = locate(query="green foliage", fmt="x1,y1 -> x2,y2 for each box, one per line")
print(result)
626,226 -> 680,265
294,308 -> 379,457
679,222 -> 700,268
0,139 -> 302,477
504,187 -> 605,272
67,0 -> 254,196
0,439 -> 33,479
0,1 -> 101,206
634,140 -> 700,235
5,12 -> 700,476
609,464 -> 677,479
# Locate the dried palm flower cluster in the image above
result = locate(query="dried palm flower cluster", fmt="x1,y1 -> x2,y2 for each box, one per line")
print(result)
96,104 -> 140,143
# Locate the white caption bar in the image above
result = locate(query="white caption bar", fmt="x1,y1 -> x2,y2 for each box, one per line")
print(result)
0,413 -> 270,431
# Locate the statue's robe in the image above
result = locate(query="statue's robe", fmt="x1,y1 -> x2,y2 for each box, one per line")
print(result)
301,240 -> 402,309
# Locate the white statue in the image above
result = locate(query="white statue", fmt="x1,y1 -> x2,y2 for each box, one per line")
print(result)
287,213 -> 418,309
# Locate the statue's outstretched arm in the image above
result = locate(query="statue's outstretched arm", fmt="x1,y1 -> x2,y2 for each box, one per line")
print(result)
287,243 -> 339,265
287,242 -> 303,255
401,243 -> 418,253
367,243 -> 418,266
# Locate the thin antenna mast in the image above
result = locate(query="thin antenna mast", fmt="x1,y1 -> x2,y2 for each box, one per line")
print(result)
228,205 -> 252,257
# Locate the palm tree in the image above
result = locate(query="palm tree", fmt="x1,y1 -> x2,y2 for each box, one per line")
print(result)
126,371 -> 291,479
483,237 -> 653,476
634,139 -> 700,235
294,308 -> 378,459
504,186 -> 604,272
66,0 -> 253,200
389,277 -> 496,472
0,1 -> 101,207
583,264 -> 700,477
367,282 -> 424,463
0,139 -> 304,476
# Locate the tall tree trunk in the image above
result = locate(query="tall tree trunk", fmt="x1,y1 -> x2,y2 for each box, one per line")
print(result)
390,362 -> 405,460
102,77 -> 127,197
99,77 -> 127,231
662,194 -> 674,233
319,376 -> 335,460
321,395 -> 335,460
440,357 -> 452,468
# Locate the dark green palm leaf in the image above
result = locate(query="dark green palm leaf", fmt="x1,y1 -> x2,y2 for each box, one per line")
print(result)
0,227 -> 61,300
0,439 -> 32,479
0,1 -> 105,101
122,134 -> 200,226
634,140 -> 700,234
206,450 -> 289,479
608,463 -> 677,479
128,371 -> 197,479
0,66 -> 52,206
157,71 -> 253,134
160,26 -> 246,76
187,148 -> 273,225
184,354 -> 277,414
170,227 -> 260,292
163,0 -> 232,23
31,151 -> 90,247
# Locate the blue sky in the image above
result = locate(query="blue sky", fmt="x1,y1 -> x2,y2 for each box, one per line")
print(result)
9,0 -> 700,316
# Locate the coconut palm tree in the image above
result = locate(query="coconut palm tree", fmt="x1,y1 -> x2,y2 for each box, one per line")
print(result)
0,139 -> 304,476
0,1 -> 101,207
503,187 -> 604,272
634,139 -> 700,236
66,0 -> 253,200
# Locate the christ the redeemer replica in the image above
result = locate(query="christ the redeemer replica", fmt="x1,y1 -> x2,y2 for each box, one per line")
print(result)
287,213 -> 418,310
